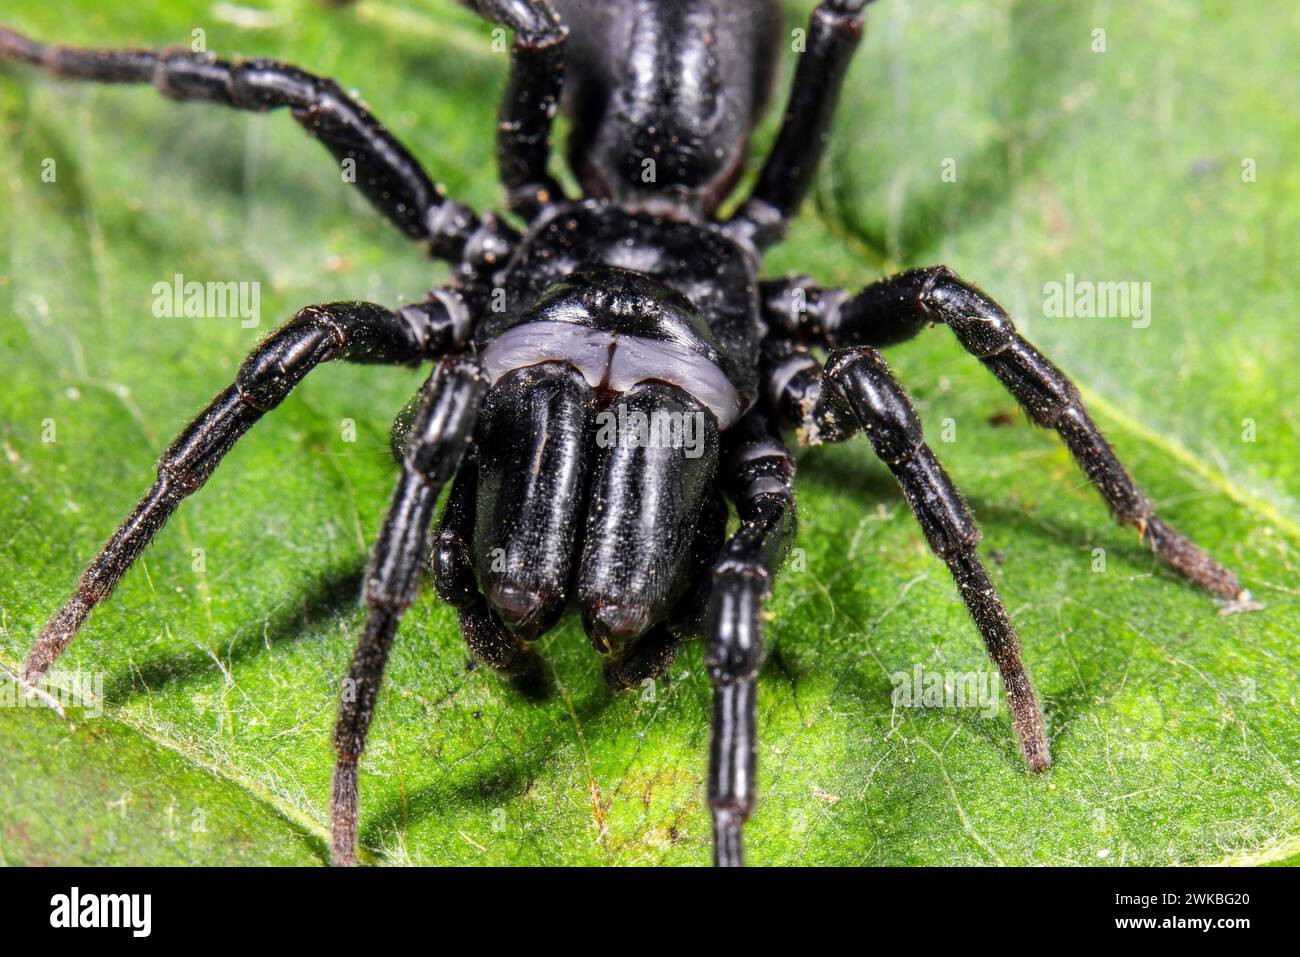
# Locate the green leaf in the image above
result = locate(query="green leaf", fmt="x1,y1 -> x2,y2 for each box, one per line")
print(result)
1,0 -> 1296,866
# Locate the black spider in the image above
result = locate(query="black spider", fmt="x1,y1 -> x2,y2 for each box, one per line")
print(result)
2,0 -> 1246,867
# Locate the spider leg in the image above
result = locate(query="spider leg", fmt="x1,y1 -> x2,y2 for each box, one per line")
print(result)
471,0 -> 570,220
0,26 -> 515,270
331,356 -> 486,866
759,269 -> 1244,600
727,0 -> 872,250
706,410 -> 798,866
21,294 -> 471,684
765,341 -> 1052,773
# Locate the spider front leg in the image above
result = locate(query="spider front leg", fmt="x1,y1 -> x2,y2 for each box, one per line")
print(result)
764,340 -> 1052,772
706,411 -> 799,866
331,356 -> 486,867
760,270 -> 1244,601
21,293 -> 471,684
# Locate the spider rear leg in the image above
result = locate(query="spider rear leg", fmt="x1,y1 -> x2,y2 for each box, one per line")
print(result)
0,26 -> 515,269
705,410 -> 799,867
767,342 -> 1053,773
727,0 -> 872,249
21,294 -> 470,684
332,356 -> 486,866
760,269 -> 1244,600
473,0 -> 570,219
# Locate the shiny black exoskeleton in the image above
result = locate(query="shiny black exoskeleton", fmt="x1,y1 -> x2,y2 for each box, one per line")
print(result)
4,0 -> 1244,867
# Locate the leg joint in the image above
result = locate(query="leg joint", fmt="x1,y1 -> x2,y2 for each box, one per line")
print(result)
236,320 -> 338,410
153,50 -> 235,104
481,0 -> 568,48
706,571 -> 765,684
918,267 -> 1018,358
984,339 -> 1081,427
896,447 -> 981,557
226,57 -> 319,110
159,385 -> 261,484
824,347 -> 923,464
814,1 -> 869,34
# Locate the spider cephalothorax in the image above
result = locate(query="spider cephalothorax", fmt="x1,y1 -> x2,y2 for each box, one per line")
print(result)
1,0 -> 1246,867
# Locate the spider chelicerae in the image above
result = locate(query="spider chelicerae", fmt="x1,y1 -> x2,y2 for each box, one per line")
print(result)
1,0 -> 1246,866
